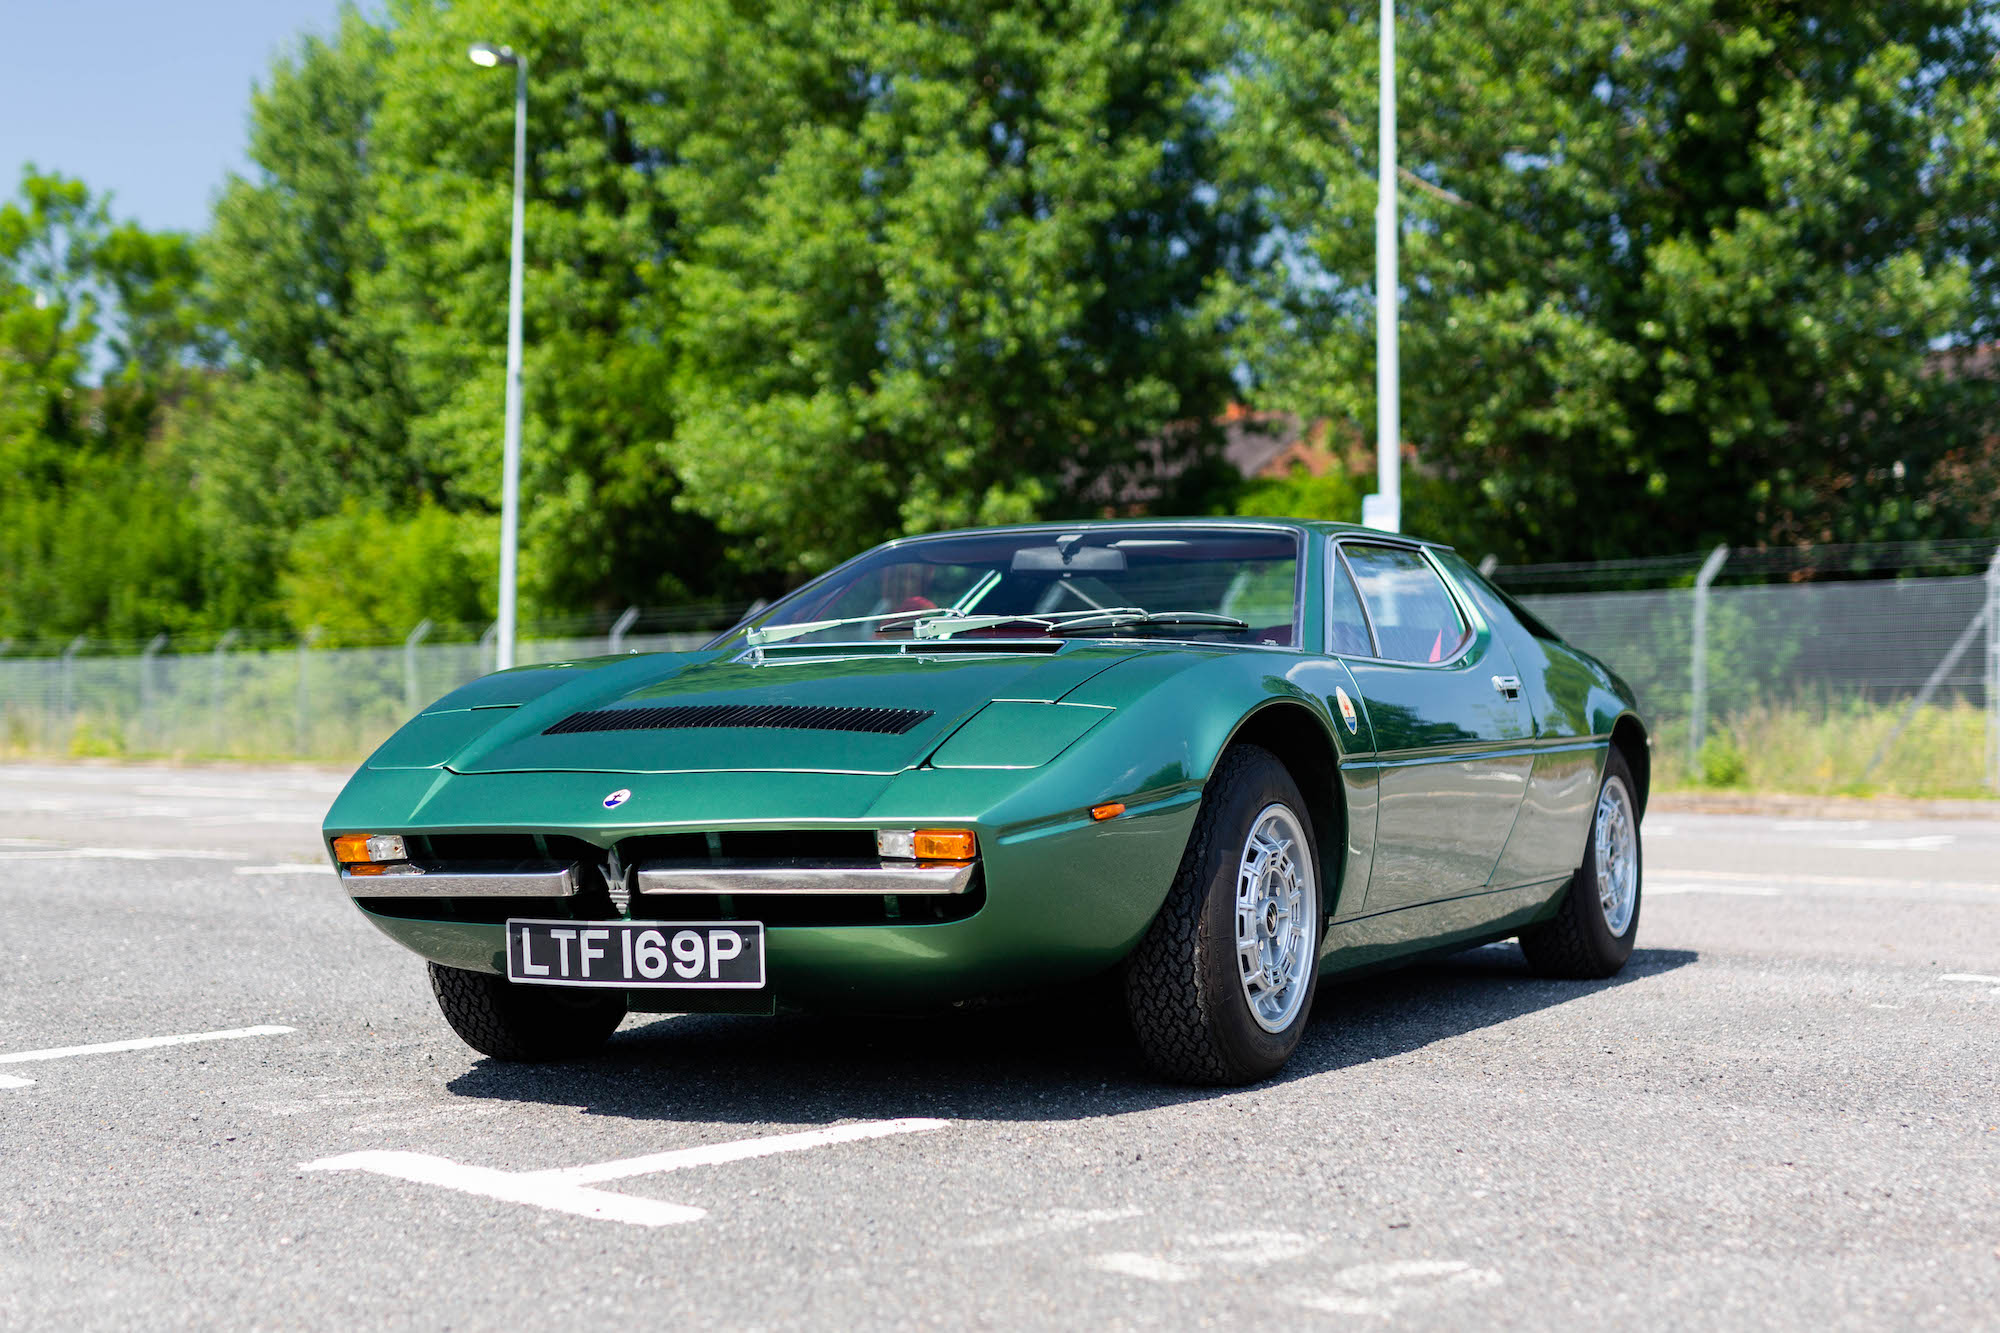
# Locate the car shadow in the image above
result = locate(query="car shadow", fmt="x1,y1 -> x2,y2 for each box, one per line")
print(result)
442,944 -> 1697,1126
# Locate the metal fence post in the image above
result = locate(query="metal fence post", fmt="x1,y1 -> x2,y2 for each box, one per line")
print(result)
609,606 -> 640,654
1688,544 -> 1730,769
211,630 -> 239,755
1988,549 -> 2000,791
1476,554 -> 1500,578
296,627 -> 323,757
404,619 -> 433,716
140,633 -> 168,746
479,621 -> 499,673
60,635 -> 85,719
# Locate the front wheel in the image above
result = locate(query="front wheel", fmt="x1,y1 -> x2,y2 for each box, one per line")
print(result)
1518,749 -> 1642,979
428,962 -> 628,1061
1124,745 -> 1323,1085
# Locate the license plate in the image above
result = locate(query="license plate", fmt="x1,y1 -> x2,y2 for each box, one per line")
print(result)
505,919 -> 766,989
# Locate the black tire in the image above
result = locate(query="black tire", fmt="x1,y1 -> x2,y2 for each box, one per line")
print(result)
427,962 -> 628,1061
1519,748 -> 1642,979
1124,744 -> 1324,1085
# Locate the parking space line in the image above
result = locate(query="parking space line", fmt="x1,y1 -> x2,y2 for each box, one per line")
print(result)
0,846 -> 248,862
536,1117 -> 950,1184
0,1074 -> 34,1089
235,864 -> 332,876
0,1024 -> 294,1067
302,1117 -> 949,1228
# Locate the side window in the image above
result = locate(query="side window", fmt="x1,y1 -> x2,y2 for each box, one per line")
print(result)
1342,545 -> 1467,664
1327,553 -> 1374,656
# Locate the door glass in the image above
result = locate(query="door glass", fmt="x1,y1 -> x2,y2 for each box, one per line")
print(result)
1327,553 -> 1375,656
1343,545 -> 1467,663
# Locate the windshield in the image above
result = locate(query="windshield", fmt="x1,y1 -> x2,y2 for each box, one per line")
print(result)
725,527 -> 1302,649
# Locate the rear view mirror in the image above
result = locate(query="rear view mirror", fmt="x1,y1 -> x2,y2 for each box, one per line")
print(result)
1010,544 -> 1127,573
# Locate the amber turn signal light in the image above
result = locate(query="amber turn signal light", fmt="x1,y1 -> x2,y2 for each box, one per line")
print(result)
332,833 -> 406,865
911,828 -> 977,861
1089,801 -> 1127,822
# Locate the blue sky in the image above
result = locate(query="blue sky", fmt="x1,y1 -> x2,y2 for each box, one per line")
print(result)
0,0 -> 359,234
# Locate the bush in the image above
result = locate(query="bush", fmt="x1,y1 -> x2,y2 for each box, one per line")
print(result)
1695,734 -> 1748,788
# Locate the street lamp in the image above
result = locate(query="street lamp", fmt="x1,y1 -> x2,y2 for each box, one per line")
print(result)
469,40 -> 528,669
1364,0 -> 1401,534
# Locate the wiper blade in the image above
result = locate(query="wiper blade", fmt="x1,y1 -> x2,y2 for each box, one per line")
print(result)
1043,611 -> 1252,636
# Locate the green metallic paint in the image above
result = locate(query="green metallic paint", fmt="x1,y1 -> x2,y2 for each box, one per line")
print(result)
326,518 -> 1648,1013
930,701 -> 1113,769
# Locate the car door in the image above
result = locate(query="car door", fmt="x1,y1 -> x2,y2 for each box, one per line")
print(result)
1330,539 -> 1535,911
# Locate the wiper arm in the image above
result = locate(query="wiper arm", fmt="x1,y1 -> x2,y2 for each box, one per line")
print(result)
1043,611 -> 1252,636
746,607 -> 953,646
909,608 -> 1149,640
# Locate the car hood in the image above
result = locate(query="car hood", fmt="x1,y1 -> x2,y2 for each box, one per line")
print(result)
428,646 -> 1134,776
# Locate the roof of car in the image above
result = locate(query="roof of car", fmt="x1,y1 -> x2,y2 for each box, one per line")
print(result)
877,517 -> 1453,550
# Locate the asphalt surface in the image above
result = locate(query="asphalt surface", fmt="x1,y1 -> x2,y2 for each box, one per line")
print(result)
1,762 -> 1996,1330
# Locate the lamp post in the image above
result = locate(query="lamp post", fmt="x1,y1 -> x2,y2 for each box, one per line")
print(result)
469,40 -> 528,670
1364,0 -> 1401,533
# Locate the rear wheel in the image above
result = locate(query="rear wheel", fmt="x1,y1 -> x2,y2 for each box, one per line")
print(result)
428,962 -> 627,1061
1518,749 -> 1642,979
1124,745 -> 1323,1085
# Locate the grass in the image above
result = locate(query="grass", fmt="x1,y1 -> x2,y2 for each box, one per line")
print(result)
1651,696 -> 1995,800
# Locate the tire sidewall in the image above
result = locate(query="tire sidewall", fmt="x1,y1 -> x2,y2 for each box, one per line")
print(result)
1194,754 -> 1324,1078
1576,752 -> 1642,967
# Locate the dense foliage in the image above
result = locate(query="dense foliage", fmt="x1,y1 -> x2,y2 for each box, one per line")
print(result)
1,0 -> 1994,646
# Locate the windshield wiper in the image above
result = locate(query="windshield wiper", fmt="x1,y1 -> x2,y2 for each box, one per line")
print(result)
746,607 -> 954,647
1042,611 -> 1252,637
908,608 -> 1148,640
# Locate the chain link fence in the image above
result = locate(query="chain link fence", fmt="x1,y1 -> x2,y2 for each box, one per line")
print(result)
3,546 -> 1997,794
0,629 -> 725,763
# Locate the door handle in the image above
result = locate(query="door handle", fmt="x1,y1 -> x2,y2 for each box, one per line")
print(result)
1491,675 -> 1522,700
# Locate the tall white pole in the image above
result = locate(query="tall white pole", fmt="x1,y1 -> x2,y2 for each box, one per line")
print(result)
496,56 -> 528,671
1368,0 -> 1401,533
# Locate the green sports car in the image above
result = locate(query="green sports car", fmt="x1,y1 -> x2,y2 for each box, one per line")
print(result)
324,520 -> 1648,1084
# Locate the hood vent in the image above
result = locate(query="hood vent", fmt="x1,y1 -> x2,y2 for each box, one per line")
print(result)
544,703 -> 936,737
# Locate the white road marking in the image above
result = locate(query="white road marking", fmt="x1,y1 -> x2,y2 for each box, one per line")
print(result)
0,1075 -> 34,1089
234,864 -> 333,876
1088,1253 -> 1200,1283
1648,881 -> 1782,897
301,1117 -> 949,1228
302,1151 -> 703,1227
1289,1260 -> 1502,1316
0,846 -> 247,862
0,1024 -> 294,1066
1647,868 -> 2000,897
965,1207 -> 1146,1247
1941,974 -> 2000,997
1826,835 -> 1955,851
1089,1231 -> 1314,1285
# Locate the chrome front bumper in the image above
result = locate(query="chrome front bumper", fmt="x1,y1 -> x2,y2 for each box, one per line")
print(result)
634,860 -> 975,896
341,859 -> 976,898
339,865 -> 580,897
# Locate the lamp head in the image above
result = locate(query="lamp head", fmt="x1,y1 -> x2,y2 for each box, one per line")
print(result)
468,42 -> 518,68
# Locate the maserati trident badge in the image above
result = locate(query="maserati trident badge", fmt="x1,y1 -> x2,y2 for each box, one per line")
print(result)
1334,687 -> 1358,734
602,788 -> 631,809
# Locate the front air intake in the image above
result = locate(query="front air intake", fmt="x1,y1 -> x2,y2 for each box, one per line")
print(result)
544,703 -> 935,737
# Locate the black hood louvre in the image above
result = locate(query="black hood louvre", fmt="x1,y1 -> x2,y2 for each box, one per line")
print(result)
543,703 -> 936,737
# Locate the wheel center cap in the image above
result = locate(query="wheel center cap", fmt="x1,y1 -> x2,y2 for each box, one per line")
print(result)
1263,902 -> 1280,936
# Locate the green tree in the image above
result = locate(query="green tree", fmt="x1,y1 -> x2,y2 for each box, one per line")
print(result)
360,0 -> 736,616
0,167 -> 207,643
1220,0 -> 2000,559
193,8 -> 431,631
661,0 -> 1247,576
